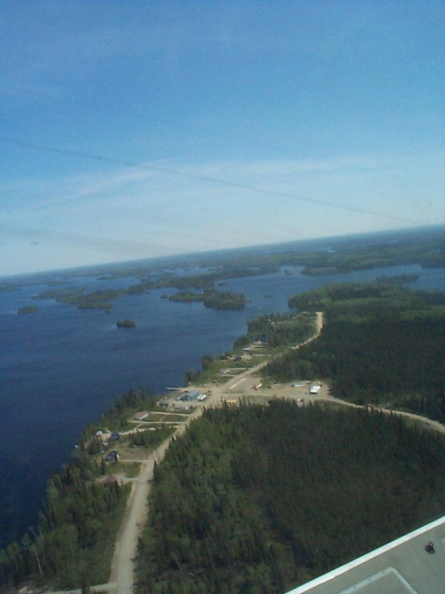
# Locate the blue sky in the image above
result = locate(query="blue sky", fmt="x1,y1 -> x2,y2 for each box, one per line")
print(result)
1,1 -> 444,276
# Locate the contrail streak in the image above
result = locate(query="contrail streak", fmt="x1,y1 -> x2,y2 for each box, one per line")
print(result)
0,136 -> 417,225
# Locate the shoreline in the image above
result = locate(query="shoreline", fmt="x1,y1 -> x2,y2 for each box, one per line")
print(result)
2,268 -> 445,588
4,304 -> 445,592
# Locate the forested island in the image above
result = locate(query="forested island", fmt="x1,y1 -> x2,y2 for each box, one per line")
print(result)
136,402 -> 445,593
169,289 -> 248,310
116,318 -> 136,328
32,287 -> 124,311
17,306 -> 37,315
26,226 -> 445,312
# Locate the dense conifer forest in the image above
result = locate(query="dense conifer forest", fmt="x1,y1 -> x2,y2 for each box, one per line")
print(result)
0,451 -> 130,590
268,282 -> 445,421
136,402 -> 445,593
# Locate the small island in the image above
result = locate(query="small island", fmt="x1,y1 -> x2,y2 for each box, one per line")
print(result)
17,306 -> 38,315
168,291 -> 203,303
116,319 -> 136,328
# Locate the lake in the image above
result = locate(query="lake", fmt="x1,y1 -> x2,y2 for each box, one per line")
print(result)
0,259 -> 444,548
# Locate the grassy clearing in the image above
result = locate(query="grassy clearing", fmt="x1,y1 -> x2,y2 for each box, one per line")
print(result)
192,353 -> 269,386
123,462 -> 142,477
101,461 -> 142,477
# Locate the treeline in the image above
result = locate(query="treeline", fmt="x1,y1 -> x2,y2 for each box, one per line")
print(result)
270,283 -> 445,421
0,452 -> 129,590
239,312 -> 316,347
296,238 -> 443,275
287,279 -> 445,312
136,402 -> 445,593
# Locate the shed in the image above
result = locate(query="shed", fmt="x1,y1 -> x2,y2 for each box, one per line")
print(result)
103,475 -> 119,486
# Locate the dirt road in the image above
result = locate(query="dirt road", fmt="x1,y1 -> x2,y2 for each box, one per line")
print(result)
102,312 -> 325,593
109,438 -> 171,594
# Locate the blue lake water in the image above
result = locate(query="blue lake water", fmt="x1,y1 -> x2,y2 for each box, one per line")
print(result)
0,261 -> 444,547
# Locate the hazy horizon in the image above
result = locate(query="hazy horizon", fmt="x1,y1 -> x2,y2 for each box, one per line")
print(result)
1,2 -> 444,276
1,223 -> 443,281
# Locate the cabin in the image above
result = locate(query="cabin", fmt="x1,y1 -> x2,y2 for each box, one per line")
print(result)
134,411 -> 149,421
